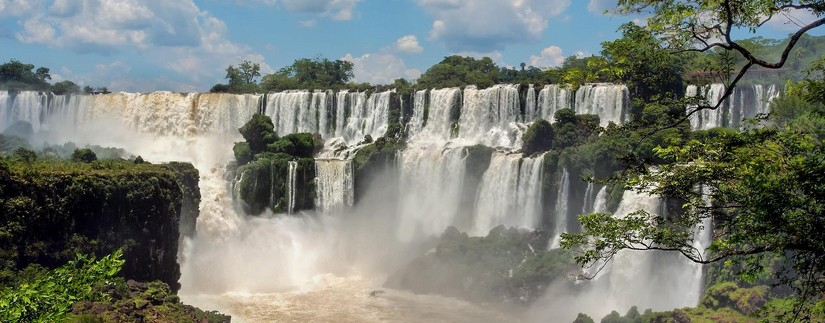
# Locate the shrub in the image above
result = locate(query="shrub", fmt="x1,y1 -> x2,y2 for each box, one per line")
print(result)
522,119 -> 553,155
71,149 -> 97,163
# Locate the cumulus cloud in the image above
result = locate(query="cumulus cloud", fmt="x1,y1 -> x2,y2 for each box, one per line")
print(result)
341,52 -> 421,84
416,0 -> 571,52
394,35 -> 423,54
529,45 -> 564,68
3,0 -> 270,91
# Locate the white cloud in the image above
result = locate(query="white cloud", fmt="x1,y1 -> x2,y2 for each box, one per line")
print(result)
4,0 -> 270,91
587,0 -> 617,15
395,35 -> 423,54
282,0 -> 359,20
529,45 -> 564,68
0,0 -> 44,17
341,52 -> 421,84
416,0 -> 571,52
765,7 -> 820,31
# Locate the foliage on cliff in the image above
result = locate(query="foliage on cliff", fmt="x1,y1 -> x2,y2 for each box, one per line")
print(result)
0,156 -> 199,292
233,114 -> 319,215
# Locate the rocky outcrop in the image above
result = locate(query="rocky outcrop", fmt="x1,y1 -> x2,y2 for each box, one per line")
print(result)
0,158 -> 198,292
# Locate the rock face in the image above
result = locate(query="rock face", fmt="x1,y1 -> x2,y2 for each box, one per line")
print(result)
0,159 -> 199,292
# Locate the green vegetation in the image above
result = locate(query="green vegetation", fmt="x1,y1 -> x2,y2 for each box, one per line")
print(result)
0,250 -> 124,322
521,119 -> 553,156
0,59 -> 102,93
416,56 -> 501,89
232,114 -> 319,214
0,155 -> 199,292
210,60 -> 262,93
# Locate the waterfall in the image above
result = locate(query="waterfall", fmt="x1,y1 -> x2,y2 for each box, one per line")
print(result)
409,87 -> 460,142
407,89 -> 428,136
549,168 -> 570,249
525,84 -> 537,121
537,84 -> 574,122
593,186 -> 608,213
315,159 -> 354,213
472,153 -> 522,234
582,182 -> 597,215
687,83 -> 779,130
516,153 -> 546,229
397,146 -> 466,241
287,161 -> 298,214
1,91 -> 49,132
334,90 -> 350,138
458,84 -> 523,147
574,84 -> 628,126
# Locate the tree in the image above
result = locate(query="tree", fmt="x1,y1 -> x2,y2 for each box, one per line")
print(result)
226,60 -> 261,86
0,59 -> 51,90
259,57 -> 354,91
563,2 -> 825,317
600,22 -> 685,103
71,148 -> 97,163
615,0 -> 825,120
563,61 -> 825,318
416,56 -> 501,89
51,81 -> 80,95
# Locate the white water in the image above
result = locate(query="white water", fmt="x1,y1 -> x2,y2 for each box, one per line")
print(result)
458,84 -> 524,148
687,83 -> 780,130
315,159 -> 354,213
471,152 -> 545,234
548,168 -> 570,249
574,84 -> 628,126
397,145 -> 467,241
537,84 -> 574,122
408,87 -> 461,143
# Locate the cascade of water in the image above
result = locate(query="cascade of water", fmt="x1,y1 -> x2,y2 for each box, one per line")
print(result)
410,88 -> 460,143
3,91 -> 49,132
407,90 -> 428,137
472,153 -> 522,234
397,146 -> 467,241
593,186 -> 608,213
549,168 -> 570,249
574,84 -> 628,126
334,90 -> 350,138
458,84 -> 523,147
315,159 -> 354,213
525,84 -> 537,121
516,153 -> 546,229
537,84 -> 574,122
315,90 -> 333,139
687,84 -> 727,130
287,161 -> 298,214
265,91 -> 316,135
195,93 -> 261,135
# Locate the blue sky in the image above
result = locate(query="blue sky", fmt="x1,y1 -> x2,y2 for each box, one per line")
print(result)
0,0 -> 819,92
